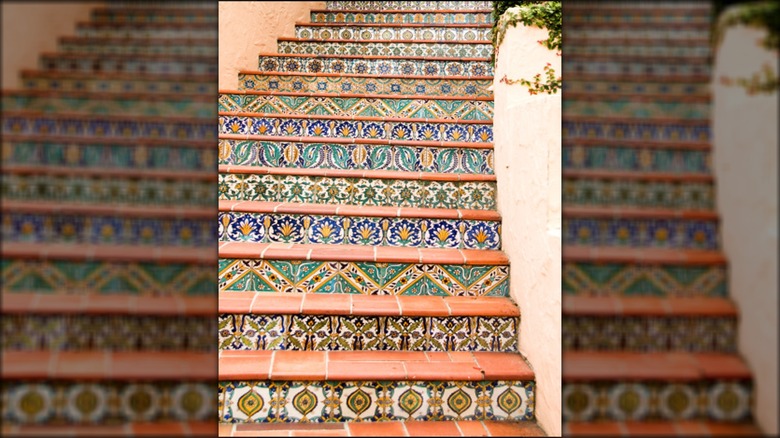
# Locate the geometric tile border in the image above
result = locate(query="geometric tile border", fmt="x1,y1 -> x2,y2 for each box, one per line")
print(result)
310,11 -> 493,25
323,1 -> 493,10
257,56 -> 492,77
3,115 -> 214,141
294,25 -> 493,42
563,145 -> 711,174
563,178 -> 714,210
277,41 -> 493,58
563,217 -> 719,250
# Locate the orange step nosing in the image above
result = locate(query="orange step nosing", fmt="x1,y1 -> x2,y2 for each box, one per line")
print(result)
562,246 -> 727,265
218,133 -> 494,149
2,164 -> 215,181
277,37 -> 492,44
2,293 -> 215,316
218,110 -> 493,124
563,296 -> 738,317
256,52 -> 490,62
218,89 -> 494,101
218,164 -> 496,182
2,199 -> 214,219
238,70 -> 494,81
309,9 -> 493,14
562,206 -> 719,220
1,242 -> 214,265
296,22 -> 494,28
563,169 -> 713,182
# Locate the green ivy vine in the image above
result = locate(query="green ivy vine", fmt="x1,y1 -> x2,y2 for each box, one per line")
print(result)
491,1 -> 561,95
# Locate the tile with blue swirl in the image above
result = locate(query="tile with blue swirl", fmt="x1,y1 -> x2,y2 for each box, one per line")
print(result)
257,55 -> 492,77
563,178 -> 714,210
1,94 -> 214,117
40,54 -> 216,76
323,1 -> 493,10
563,99 -> 710,120
564,217 -> 719,250
294,24 -> 492,42
563,145 -> 711,174
563,120 -> 710,143
562,59 -> 709,79
276,41 -> 493,58
21,74 -> 218,94
562,80 -> 709,99
3,115 -> 214,141
310,11 -> 493,24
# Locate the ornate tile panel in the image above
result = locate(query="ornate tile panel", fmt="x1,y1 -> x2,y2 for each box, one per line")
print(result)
2,315 -> 215,351
218,94 -> 494,120
219,116 -> 493,143
563,145 -> 711,174
220,380 -> 533,423
39,55 -> 216,76
295,25 -> 492,42
562,263 -> 728,297
276,41 -> 493,58
562,59 -> 710,78
562,178 -> 715,210
565,44 -> 710,58
257,55 -> 492,77
323,1 -> 493,10
1,259 -> 215,296
2,382 -> 214,424
563,381 -> 752,422
3,115 -> 215,141
563,217 -> 719,250
90,10 -> 217,24
218,259 -> 509,297
563,120 -> 710,143
565,28 -> 709,42
563,80 -> 710,98
219,314 -> 518,352
1,94 -> 213,117
218,139 -> 494,174
219,173 -> 496,210
310,11 -> 493,24
75,26 -> 217,40
238,74 -> 493,98
563,100 -> 710,120
60,40 -> 217,57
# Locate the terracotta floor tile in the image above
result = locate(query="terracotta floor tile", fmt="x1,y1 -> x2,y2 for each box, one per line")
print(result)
618,296 -> 667,316
418,247 -> 466,264
53,351 -> 108,379
271,351 -> 326,379
624,421 -> 677,436
347,421 -> 408,437
667,297 -> 736,316
672,421 -> 709,436
220,241 -> 264,259
186,421 -> 218,436
458,209 -> 501,221
218,423 -> 234,437
290,430 -> 348,437
328,360 -> 406,380
0,292 -> 37,312
252,293 -> 303,314
218,293 -> 255,314
405,361 -> 483,381
445,296 -> 519,317
473,353 -> 534,380
275,202 -> 338,216
1,351 -> 53,378
375,246 -> 421,263
134,296 -> 182,315
694,353 -> 752,379
261,243 -> 311,260
563,295 -> 620,316
340,204 -> 398,218
455,420 -> 489,436
448,352 -> 478,363
482,421 -> 546,436
29,293 -> 86,313
460,249 -> 508,265
350,294 -> 400,315
565,421 -> 623,436
404,420 -> 461,436
398,295 -> 449,316
308,244 -> 375,262
113,352 -> 215,380
219,351 -> 273,380
425,351 -> 453,362
328,351 -> 427,362
705,422 -> 763,436
183,296 -> 217,315
131,423 -> 188,436
301,293 -> 352,314
400,206 -> 461,220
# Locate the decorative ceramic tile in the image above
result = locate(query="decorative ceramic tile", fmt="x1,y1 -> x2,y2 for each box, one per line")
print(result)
2,174 -> 214,206
60,39 -> 217,57
21,74 -> 218,94
567,13 -> 710,25
562,263 -> 727,297
257,55 -> 492,77
563,217 -> 719,250
563,380 -> 752,422
1,259 -> 215,296
220,380 -> 533,423
39,53 -> 216,76
2,211 -> 215,246
562,59 -> 710,78
238,74 -> 493,98
563,100 -> 710,120
310,11 -> 492,24
562,178 -> 715,210
277,41 -> 492,58
91,10 -> 217,24
218,94 -> 494,121
565,44 -> 710,58
218,139 -> 494,174
3,115 -> 215,141
219,173 -> 496,210
2,315 -> 215,351
563,120 -> 710,143
218,212 -> 500,249
219,116 -> 493,143
323,1 -> 493,10
563,316 -> 737,352
2,382 -> 214,424
219,314 -> 517,352
218,259 -> 509,297
295,25 -> 492,42
75,24 -> 217,40
565,28 -> 709,42
1,94 -> 213,117
563,145 -> 711,174
563,80 -> 710,98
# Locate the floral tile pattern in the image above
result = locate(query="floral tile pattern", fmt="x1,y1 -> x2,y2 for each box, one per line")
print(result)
60,40 -> 218,57
310,11 -> 493,24
3,115 -> 215,141
295,25 -> 492,42
564,29 -> 710,44
563,120 -> 710,143
323,1 -> 493,10
563,80 -> 710,98
39,54 -> 216,76
562,59 -> 710,78
562,178 -> 715,210
565,44 -> 711,58
563,145 -> 711,174
220,380 -> 533,423
2,94 -> 214,117
218,259 -> 509,297
563,99 -> 710,120
257,55 -> 492,77
276,41 -> 492,58
21,74 -> 218,94
563,217 -> 719,250
75,25 -> 217,40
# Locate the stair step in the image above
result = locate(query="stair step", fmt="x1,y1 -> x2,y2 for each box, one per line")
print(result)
75,22 -> 217,40
566,20 -> 709,29
563,99 -> 709,120
565,43 -> 710,59
563,246 -> 726,266
563,59 -> 710,81
1,241 -> 213,264
310,10 -> 493,25
323,1 -> 493,11
238,72 -> 493,97
59,36 -> 217,56
257,54 -> 492,77
90,7 -> 217,23
219,293 -> 518,352
40,52 -> 216,76
2,199 -> 212,219
563,145 -> 712,174
563,176 -> 714,211
2,293 -> 214,315
564,2 -> 711,12
221,420 -> 545,437
277,39 -> 492,59
218,91 -> 494,120
564,420 -> 762,437
563,216 -> 719,250
563,119 -> 710,147
295,23 -> 493,42
4,421 -> 216,436
19,70 -> 216,94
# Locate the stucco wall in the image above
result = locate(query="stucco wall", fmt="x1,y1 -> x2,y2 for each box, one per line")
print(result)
218,1 -> 324,90
1,2 -> 100,90
711,22 -> 778,435
494,23 -> 562,437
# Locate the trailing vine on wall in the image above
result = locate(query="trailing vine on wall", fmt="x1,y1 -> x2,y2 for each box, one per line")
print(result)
492,1 -> 561,95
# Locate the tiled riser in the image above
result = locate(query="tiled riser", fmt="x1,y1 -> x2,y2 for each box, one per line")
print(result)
295,25 -> 492,42
2,259 -> 215,296
563,179 -> 715,210
563,60 -> 709,78
2,96 -> 213,117
219,116 -> 493,143
219,259 -> 509,297
219,174 -> 497,210
563,81 -> 710,98
563,381 -> 752,422
323,1 -> 493,10
311,12 -> 492,24
3,142 -> 213,171
219,314 -> 518,351
562,263 -> 727,298
565,29 -> 709,42
568,15 -> 709,25
2,212 -> 215,246
564,217 -> 719,250
565,45 -> 710,58
220,380 -> 533,423
563,317 -> 736,352
218,94 -> 494,121
3,315 -> 215,351
218,212 -> 501,250
276,41 -> 492,58
563,101 -> 710,120
257,56 -> 492,77
3,117 -> 215,141
2,175 -> 213,206
563,146 -> 711,174
41,56 -> 216,76
563,121 -> 709,143
2,382 -> 213,424
21,77 -> 217,94
76,27 -> 217,40
238,75 -> 493,98
90,13 -> 217,24
218,140 -> 494,174
60,42 -> 217,57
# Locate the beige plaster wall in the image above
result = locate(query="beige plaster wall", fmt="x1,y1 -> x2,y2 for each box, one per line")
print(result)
218,1 -> 324,90
494,23 -> 562,436
2,2 -> 100,90
711,22 -> 778,436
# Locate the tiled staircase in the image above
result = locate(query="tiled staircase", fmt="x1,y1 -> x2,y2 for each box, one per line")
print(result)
217,1 -> 544,436
1,3 -> 217,435
561,2 -> 762,435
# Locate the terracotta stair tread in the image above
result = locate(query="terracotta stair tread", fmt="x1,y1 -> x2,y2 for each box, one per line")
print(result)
218,133 -> 493,149
564,420 -> 762,436
219,110 -> 493,124
219,241 -> 508,265
40,51 -> 216,62
219,350 -> 534,381
20,68 -> 216,82
278,37 -> 492,44
219,200 -> 500,221
220,89 -> 494,101
2,292 -> 214,316
2,351 -> 215,380
258,52 -> 490,62
563,351 -> 752,381
3,199 -> 214,219
2,164 -> 214,180
219,292 -> 518,317
2,88 -> 213,102
60,35 -> 216,46
562,246 -> 727,265
563,169 -> 713,182
2,242 -> 213,264
4,421 -> 216,437
238,70 -> 493,81
563,205 -> 718,220
563,295 -> 737,317
219,164 -> 496,182
3,109 -> 208,123
297,22 -> 494,28
76,21 -> 215,29
220,420 -> 545,437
